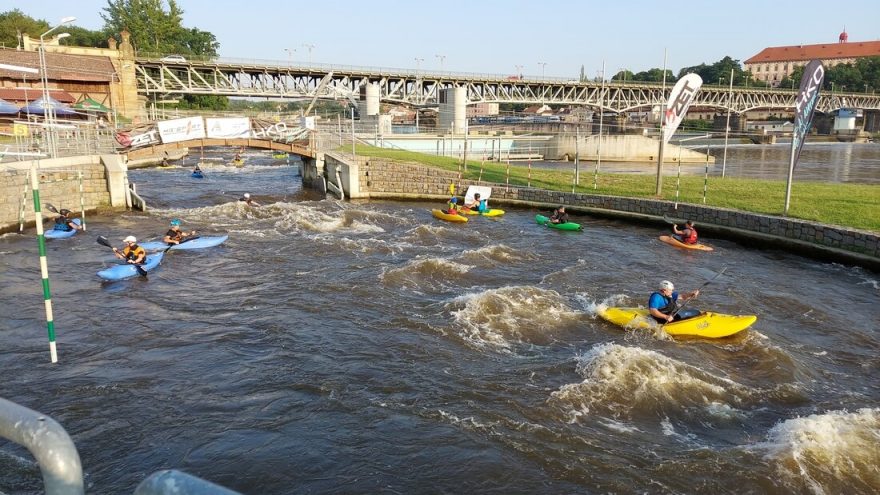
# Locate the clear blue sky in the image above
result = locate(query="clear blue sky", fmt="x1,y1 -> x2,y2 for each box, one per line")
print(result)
6,0 -> 880,77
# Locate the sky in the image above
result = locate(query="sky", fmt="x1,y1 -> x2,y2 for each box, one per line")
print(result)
6,0 -> 880,78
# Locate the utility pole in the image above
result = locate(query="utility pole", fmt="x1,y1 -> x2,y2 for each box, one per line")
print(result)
654,48 -> 668,196
302,43 -> 315,64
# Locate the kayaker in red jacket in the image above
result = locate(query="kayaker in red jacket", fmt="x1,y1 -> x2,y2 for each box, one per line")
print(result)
672,220 -> 698,244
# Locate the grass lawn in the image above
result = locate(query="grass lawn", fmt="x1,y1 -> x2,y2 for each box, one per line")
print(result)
349,145 -> 880,232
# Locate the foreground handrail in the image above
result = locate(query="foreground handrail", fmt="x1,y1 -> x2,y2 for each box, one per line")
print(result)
134,470 -> 242,495
0,398 -> 84,495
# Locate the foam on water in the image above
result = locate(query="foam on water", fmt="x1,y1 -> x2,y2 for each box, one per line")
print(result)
754,408 -> 880,494
379,257 -> 472,293
447,285 -> 583,350
549,343 -> 754,422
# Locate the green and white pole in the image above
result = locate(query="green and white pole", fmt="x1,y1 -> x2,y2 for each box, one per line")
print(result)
77,168 -> 86,230
29,166 -> 59,363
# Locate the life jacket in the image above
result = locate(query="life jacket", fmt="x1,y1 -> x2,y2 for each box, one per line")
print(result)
682,226 -> 698,244
447,201 -> 458,214
166,228 -> 184,242
123,245 -> 146,263
652,292 -> 678,315
478,199 -> 487,212
54,216 -> 72,231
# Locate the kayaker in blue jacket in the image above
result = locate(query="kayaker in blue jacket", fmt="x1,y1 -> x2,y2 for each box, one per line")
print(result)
163,219 -> 197,245
648,280 -> 700,323
53,209 -> 81,232
463,193 -> 484,212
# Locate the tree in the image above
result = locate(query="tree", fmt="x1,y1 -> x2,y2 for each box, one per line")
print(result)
611,69 -> 634,82
0,9 -> 49,48
101,0 -> 217,57
630,68 -> 675,83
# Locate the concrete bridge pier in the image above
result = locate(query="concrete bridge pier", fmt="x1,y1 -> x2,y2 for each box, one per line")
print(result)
359,83 -> 380,118
301,154 -> 327,194
439,86 -> 467,134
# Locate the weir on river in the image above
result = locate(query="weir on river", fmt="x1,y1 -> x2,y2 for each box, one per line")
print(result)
1,149 -> 878,494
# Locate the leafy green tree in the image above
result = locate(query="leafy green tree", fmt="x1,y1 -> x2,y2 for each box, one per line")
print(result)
0,9 -> 49,48
101,0 -> 218,58
630,68 -> 675,83
611,69 -> 634,82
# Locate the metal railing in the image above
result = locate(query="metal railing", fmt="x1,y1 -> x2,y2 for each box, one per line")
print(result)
0,397 -> 241,494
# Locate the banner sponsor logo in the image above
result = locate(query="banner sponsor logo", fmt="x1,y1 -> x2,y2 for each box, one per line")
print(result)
115,127 -> 161,148
791,60 -> 824,169
252,120 -> 294,139
157,116 -> 206,144
663,73 -> 703,143
205,117 -> 251,138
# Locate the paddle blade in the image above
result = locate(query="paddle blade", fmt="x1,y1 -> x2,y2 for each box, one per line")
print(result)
449,183 -> 455,196
96,236 -> 112,248
135,264 -> 148,277
45,203 -> 59,213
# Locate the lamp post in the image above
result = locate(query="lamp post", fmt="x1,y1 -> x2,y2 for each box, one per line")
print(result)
435,54 -> 446,72
617,67 -> 627,83
538,62 -> 547,104
302,43 -> 315,64
284,48 -> 295,67
39,16 -> 75,159
515,64 -> 523,79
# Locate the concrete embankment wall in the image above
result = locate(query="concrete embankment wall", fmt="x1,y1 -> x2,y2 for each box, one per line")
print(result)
548,134 -> 714,163
318,153 -> 879,270
0,155 -> 129,234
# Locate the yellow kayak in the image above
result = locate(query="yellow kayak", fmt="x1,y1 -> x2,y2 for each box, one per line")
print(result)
659,235 -> 714,252
461,208 -> 505,217
598,307 -> 756,338
432,209 -> 468,223
232,159 -> 245,168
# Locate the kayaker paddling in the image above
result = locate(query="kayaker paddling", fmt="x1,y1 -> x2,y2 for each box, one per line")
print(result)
672,220 -> 698,245
549,206 -> 568,224
163,219 -> 197,245
648,280 -> 700,323
445,197 -> 461,215
53,208 -> 81,232
112,236 -> 147,265
239,193 -> 261,207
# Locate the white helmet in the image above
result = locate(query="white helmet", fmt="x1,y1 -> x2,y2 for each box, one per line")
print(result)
243,193 -> 251,199
659,280 -> 674,290
123,235 -> 137,243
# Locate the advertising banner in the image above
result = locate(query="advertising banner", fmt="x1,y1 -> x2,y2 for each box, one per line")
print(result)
791,60 -> 825,170
115,124 -> 161,148
157,116 -> 205,144
205,117 -> 251,139
663,73 -> 703,144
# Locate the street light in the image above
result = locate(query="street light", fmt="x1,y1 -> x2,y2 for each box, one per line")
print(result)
617,67 -> 627,83
538,62 -> 547,104
515,64 -> 523,79
284,48 -> 295,67
302,43 -> 315,64
39,15 -> 76,158
435,54 -> 446,72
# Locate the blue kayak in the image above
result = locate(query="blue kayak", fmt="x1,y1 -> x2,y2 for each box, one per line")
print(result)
97,251 -> 164,281
191,172 -> 204,179
45,218 -> 82,239
138,235 -> 228,252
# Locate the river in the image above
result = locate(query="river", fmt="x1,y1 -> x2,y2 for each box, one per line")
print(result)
536,141 -> 880,184
1,149 -> 878,494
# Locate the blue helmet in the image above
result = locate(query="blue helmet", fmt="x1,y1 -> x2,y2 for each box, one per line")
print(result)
170,219 -> 181,227
450,198 -> 458,204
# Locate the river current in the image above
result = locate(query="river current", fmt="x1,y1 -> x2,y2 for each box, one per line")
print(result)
1,149 -> 878,494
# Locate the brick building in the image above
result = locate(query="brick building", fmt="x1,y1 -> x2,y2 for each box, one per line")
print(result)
745,31 -> 880,88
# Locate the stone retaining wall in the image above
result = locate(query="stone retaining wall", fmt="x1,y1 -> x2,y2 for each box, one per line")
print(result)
323,153 -> 880,269
0,157 -> 115,233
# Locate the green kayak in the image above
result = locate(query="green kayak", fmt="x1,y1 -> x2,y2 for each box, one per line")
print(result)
535,214 -> 581,231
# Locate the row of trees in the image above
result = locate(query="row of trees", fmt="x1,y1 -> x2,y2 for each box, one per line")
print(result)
0,2 -> 223,108
607,55 -> 880,93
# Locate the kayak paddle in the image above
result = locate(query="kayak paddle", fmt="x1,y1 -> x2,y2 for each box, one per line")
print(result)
97,235 -> 148,277
666,266 -> 728,322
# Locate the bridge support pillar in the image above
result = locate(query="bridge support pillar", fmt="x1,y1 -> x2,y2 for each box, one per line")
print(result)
439,86 -> 467,134
359,83 -> 380,117
301,154 -> 326,194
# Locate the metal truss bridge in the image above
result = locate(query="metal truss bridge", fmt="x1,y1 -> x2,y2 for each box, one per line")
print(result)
135,57 -> 880,114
